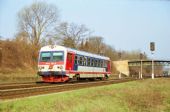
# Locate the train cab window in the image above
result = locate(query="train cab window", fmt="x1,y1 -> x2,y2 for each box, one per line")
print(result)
53,52 -> 64,62
75,55 -> 78,65
40,52 -> 51,62
87,58 -> 91,66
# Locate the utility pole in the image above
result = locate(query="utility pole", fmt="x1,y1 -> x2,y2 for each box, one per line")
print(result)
150,42 -> 155,79
118,52 -> 122,79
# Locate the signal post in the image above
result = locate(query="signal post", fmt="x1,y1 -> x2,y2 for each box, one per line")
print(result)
150,42 -> 155,79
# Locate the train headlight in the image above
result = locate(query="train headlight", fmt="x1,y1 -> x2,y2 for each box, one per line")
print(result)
60,66 -> 63,69
38,66 -> 44,70
57,66 -> 63,70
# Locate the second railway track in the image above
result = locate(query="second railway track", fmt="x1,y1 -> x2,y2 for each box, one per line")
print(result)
0,82 -> 51,90
0,78 -> 136,99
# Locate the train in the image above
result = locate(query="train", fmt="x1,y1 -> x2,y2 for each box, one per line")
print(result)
37,45 -> 111,82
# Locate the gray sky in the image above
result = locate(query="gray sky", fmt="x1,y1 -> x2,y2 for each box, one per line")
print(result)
0,0 -> 170,59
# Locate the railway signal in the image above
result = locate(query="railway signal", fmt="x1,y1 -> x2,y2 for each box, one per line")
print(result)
150,42 -> 155,51
150,42 -> 155,79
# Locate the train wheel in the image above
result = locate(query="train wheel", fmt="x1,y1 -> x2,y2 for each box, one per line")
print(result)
71,74 -> 80,82
89,78 -> 96,81
100,77 -> 106,80
76,74 -> 80,81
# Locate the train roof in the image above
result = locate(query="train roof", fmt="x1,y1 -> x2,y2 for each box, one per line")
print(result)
40,45 -> 110,60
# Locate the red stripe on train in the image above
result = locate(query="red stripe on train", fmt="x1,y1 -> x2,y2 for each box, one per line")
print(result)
38,61 -> 64,65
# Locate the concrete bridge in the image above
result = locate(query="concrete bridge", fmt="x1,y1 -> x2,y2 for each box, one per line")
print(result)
113,60 -> 170,76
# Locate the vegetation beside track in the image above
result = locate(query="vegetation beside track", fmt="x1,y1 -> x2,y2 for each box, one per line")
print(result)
1,78 -> 170,112
0,72 -> 41,84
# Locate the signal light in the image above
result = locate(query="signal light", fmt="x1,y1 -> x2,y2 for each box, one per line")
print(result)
150,42 -> 155,51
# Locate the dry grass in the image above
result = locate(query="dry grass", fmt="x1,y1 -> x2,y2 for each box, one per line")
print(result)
0,40 -> 39,83
0,40 -> 38,73
122,88 -> 164,112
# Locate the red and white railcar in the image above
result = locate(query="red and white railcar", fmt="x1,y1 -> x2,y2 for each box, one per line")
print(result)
38,45 -> 111,82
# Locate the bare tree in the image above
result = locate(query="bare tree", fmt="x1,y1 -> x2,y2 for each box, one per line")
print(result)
15,32 -> 29,43
17,2 -> 59,47
88,36 -> 104,54
55,22 -> 91,48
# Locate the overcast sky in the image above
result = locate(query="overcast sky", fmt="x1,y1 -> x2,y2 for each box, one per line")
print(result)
0,0 -> 170,59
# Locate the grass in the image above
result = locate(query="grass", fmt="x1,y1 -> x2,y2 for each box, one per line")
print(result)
0,78 -> 170,112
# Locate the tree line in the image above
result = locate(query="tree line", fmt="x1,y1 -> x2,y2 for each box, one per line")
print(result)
0,2 -> 148,74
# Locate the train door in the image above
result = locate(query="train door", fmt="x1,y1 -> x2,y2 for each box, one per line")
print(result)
73,55 -> 78,70
66,52 -> 75,70
107,60 -> 111,72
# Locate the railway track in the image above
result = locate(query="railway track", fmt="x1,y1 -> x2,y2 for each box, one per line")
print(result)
0,82 -> 50,90
0,78 -> 136,99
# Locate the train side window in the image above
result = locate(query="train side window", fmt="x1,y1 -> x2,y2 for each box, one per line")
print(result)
100,60 -> 103,67
93,59 -> 95,67
104,60 -> 107,67
74,55 -> 78,65
84,57 -> 87,66
98,60 -> 100,67
91,59 -> 93,66
103,60 -> 105,67
77,56 -> 80,65
79,56 -> 83,65
105,60 -> 108,67
81,56 -> 84,66
101,60 -> 103,67
82,56 -> 84,66
97,60 -> 99,67
91,58 -> 94,66
95,59 -> 97,67
87,57 -> 91,66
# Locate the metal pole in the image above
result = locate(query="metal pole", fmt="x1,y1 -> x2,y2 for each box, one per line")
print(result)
150,42 -> 155,79
141,60 -> 143,79
0,48 -> 2,67
151,52 -> 154,79
139,53 -> 143,79
118,52 -> 122,79
119,71 -> 121,79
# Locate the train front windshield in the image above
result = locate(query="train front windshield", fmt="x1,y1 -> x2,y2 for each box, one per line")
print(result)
40,52 -> 64,62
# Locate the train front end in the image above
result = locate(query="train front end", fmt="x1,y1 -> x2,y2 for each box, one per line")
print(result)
37,45 -> 68,82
